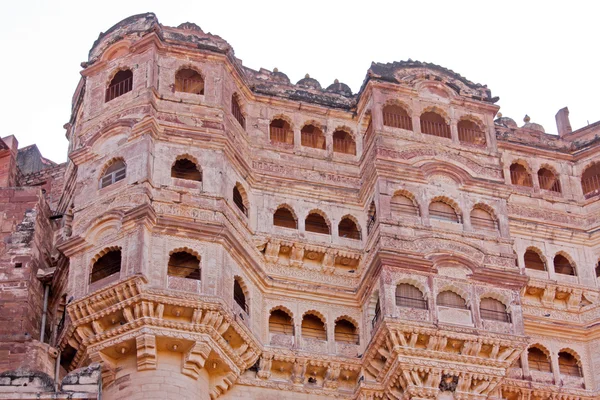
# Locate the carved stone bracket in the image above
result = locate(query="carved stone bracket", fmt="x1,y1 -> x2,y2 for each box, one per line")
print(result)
136,333 -> 157,371
182,340 -> 212,379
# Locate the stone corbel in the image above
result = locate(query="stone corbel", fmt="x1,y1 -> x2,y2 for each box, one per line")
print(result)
264,241 -> 281,263
136,333 -> 157,371
540,286 -> 556,307
290,359 -> 307,385
289,244 -> 305,268
209,372 -> 237,400
257,353 -> 272,379
323,363 -> 341,389
88,351 -> 117,388
566,289 -> 582,311
322,251 -> 336,274
182,341 -> 212,379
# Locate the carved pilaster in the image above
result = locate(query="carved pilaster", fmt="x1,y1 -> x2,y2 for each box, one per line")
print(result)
322,251 -> 335,274
257,353 -> 272,379
289,244 -> 304,268
323,362 -> 341,389
181,340 -> 212,379
136,333 -> 157,371
264,241 -> 280,263
290,359 -> 306,385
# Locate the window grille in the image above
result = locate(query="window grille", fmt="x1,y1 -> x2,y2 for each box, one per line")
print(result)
524,250 -> 546,271
383,105 -> 412,131
437,291 -> 467,309
581,163 -> 600,198
558,352 -> 582,377
100,161 -> 126,189
510,164 -> 533,187
301,125 -> 325,150
106,70 -> 133,102
334,319 -> 359,344
470,208 -> 498,231
391,194 -> 419,217
457,120 -> 486,146
231,95 -> 245,129
480,298 -> 510,322
429,201 -> 459,223
538,168 -> 561,193
554,254 -> 575,276
305,213 -> 330,235
269,310 -> 294,335
395,284 -> 427,309
333,131 -> 356,155
528,347 -> 552,372
420,112 -> 451,138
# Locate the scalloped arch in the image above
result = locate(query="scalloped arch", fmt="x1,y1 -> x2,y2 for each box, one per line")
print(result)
538,163 -> 559,176
333,125 -> 355,139
510,159 -> 533,174
234,275 -> 250,298
429,195 -> 462,217
173,153 -> 200,168
98,157 -> 127,180
420,105 -> 450,124
334,314 -> 359,331
271,114 -> 294,129
268,305 -> 294,319
471,202 -> 498,221
105,66 -> 133,86
528,343 -> 551,358
558,348 -> 583,366
437,284 -> 470,306
302,309 -> 327,324
274,203 -> 298,221
339,214 -> 362,230
175,64 -> 205,80
102,41 -> 132,62
479,291 -> 511,309
525,246 -> 548,265
383,99 -> 412,116
91,245 -> 122,264
168,247 -> 201,260
458,114 -> 485,131
394,278 -> 429,300
305,209 -> 331,228
301,120 -> 325,133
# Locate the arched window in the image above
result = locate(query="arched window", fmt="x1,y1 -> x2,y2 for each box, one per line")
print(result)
334,319 -> 359,344
457,120 -> 486,146
231,94 -> 245,129
100,160 -> 126,189
301,124 -> 325,150
470,208 -> 498,232
332,130 -> 356,155
233,184 -> 248,216
90,249 -> 121,284
367,200 -> 377,234
596,260 -> 600,278
480,298 -> 511,322
510,163 -> 533,187
106,69 -> 133,102
395,284 -> 427,309
437,291 -> 467,309
273,207 -> 297,229
171,158 -> 202,181
554,254 -> 575,276
383,104 -> 412,130
420,111 -> 450,138
372,298 -> 381,328
168,251 -> 200,280
524,250 -> 546,271
391,193 -> 419,217
338,217 -> 361,240
538,168 -> 561,193
305,212 -> 330,235
429,201 -> 460,223
558,351 -> 582,377
581,163 -> 600,198
269,309 -> 294,336
233,278 -> 247,313
302,314 -> 326,341
175,68 -> 204,94
528,347 -> 552,372
270,118 -> 293,144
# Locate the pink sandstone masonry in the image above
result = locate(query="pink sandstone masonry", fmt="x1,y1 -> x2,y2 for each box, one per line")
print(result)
0,11 -> 600,400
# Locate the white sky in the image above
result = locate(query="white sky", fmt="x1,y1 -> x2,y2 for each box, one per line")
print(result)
1,0 -> 598,163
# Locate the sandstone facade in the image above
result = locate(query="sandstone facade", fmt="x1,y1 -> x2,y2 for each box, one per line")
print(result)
0,12 -> 599,400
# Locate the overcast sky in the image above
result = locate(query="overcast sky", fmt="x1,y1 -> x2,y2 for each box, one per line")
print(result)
1,1 -> 598,163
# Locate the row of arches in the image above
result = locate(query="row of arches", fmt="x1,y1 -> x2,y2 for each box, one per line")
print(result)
269,118 -> 356,155
268,308 -> 359,344
382,103 -> 486,146
523,248 -> 578,276
273,205 -> 361,239
526,345 -> 583,378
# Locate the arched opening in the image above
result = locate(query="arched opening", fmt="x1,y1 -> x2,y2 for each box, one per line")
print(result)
596,260 -> 600,278
558,351 -> 582,377
524,250 -> 546,271
395,283 -> 427,310
457,120 -> 486,146
420,111 -> 450,138
367,200 -> 377,234
334,319 -> 359,344
269,309 -> 294,336
231,94 -> 245,129
391,193 -> 419,217
233,278 -> 247,313
332,130 -> 356,155
480,298 -> 511,323
554,254 -> 575,276
90,249 -> 121,284
538,168 -> 561,193
106,69 -> 133,102
233,184 -> 248,216
338,217 -> 361,240
581,163 -> 600,198
301,124 -> 326,150
470,208 -> 498,232
429,201 -> 459,223
372,297 -> 381,329
171,158 -> 202,181
175,68 -> 204,94
100,160 -> 126,189
273,207 -> 297,229
528,347 -> 552,372
383,104 -> 412,130
270,118 -> 293,144
510,163 -> 533,187
168,251 -> 201,280
437,291 -> 467,309
305,212 -> 330,235
302,314 -> 326,341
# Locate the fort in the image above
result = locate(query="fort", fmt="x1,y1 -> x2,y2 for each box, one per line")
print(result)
0,12 -> 599,400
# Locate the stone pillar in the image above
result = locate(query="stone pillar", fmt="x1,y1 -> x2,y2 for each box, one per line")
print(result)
450,119 -> 459,144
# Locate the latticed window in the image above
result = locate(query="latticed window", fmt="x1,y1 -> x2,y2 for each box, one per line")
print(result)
168,251 -> 200,280
301,124 -> 325,150
429,201 -> 459,223
470,208 -> 498,232
269,310 -> 294,335
171,158 -> 202,181
233,279 -> 247,313
301,314 -> 326,341
231,94 -> 245,129
334,319 -> 359,344
524,250 -> 546,271
383,104 -> 412,130
558,352 -> 582,377
480,298 -> 511,322
333,130 -> 356,155
437,291 -> 467,309
396,284 -> 427,309
338,217 -> 361,240
273,207 -> 297,229
457,120 -> 486,146
420,112 -> 450,138
100,160 -> 126,189
106,69 -> 133,102
90,250 -> 121,283
581,163 -> 600,198
175,68 -> 204,94
233,185 -> 247,216
305,213 -> 330,234
391,194 -> 419,217
554,254 -> 575,276
538,168 -> 561,193
510,163 -> 533,187
528,347 -> 552,372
